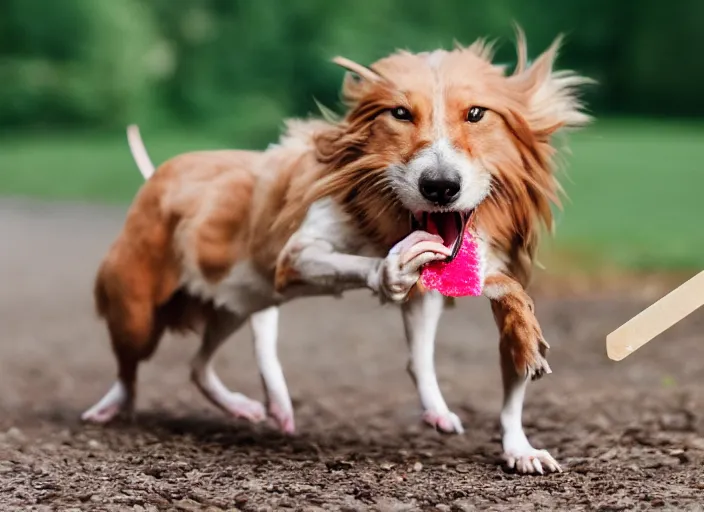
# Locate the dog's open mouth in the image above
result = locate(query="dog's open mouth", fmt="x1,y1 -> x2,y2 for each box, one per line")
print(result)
412,210 -> 475,263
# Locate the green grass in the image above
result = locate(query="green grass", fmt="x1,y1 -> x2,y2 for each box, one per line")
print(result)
0,130 -> 236,204
1,119 -> 703,271
549,119 -> 704,270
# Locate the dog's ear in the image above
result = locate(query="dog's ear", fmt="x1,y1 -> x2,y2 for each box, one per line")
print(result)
507,29 -> 593,137
332,56 -> 386,103
332,56 -> 383,83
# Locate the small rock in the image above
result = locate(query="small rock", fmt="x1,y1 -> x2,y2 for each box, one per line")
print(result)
588,414 -> 612,431
87,439 -> 102,450
6,427 -> 25,443
326,459 -> 354,471
455,463 -> 471,474
687,438 -> 704,451
173,498 -> 201,511
436,505 -> 451,512
413,462 -> 423,472
277,498 -> 296,509
669,449 -> 689,463
143,465 -> 164,478
380,462 -> 395,471
660,412 -> 693,431
598,448 -> 620,461
78,492 -> 93,503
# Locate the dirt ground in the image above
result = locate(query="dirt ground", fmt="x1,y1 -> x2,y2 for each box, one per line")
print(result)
2,198 -> 704,511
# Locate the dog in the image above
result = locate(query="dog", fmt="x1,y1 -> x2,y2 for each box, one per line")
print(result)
82,29 -> 590,474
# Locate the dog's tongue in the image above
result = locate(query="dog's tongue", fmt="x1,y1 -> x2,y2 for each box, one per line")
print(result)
420,229 -> 482,297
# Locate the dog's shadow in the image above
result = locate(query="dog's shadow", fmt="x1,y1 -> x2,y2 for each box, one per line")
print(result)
36,408 -> 506,469
36,405 -> 498,467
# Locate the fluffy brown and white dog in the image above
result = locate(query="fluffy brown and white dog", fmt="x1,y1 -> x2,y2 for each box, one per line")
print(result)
83,31 -> 590,474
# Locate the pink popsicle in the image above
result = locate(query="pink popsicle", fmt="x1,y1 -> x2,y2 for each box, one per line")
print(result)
419,228 -> 482,297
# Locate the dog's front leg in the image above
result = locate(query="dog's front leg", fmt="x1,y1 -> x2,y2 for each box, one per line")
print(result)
484,273 -> 561,474
402,289 -> 464,434
276,231 -> 451,302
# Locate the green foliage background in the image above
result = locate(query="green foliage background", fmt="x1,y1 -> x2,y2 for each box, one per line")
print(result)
1,0 -> 703,271
3,0 -> 704,140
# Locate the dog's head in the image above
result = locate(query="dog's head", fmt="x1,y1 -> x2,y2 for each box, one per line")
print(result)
312,29 -> 591,258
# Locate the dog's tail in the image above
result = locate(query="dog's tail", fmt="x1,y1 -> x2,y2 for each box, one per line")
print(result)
126,124 -> 155,180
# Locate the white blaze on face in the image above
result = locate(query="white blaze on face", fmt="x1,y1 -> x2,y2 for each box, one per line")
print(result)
428,50 -> 447,141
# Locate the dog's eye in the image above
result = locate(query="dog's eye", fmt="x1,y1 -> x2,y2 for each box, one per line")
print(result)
390,107 -> 413,122
466,106 -> 487,123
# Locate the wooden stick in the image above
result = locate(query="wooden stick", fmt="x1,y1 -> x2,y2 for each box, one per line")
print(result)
606,271 -> 704,361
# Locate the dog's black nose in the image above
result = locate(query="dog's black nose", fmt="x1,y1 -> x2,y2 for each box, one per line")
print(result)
419,174 -> 461,205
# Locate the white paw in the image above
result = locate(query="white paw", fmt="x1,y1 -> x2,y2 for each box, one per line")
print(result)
268,402 -> 295,434
81,403 -> 124,424
377,231 -> 451,303
502,448 -> 562,474
423,410 -> 465,434
81,381 -> 130,424
222,393 -> 267,423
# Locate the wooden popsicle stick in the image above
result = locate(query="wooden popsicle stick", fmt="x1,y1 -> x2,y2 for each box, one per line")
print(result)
606,271 -> 704,361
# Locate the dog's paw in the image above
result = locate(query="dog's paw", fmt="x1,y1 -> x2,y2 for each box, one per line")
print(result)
268,402 -> 295,434
503,314 -> 552,381
81,403 -> 125,424
502,447 -> 562,475
526,335 -> 552,381
423,410 -> 465,434
375,231 -> 450,303
81,382 -> 132,424
221,393 -> 267,423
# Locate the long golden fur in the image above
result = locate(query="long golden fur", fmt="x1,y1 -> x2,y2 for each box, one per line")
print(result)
307,33 -> 589,285
85,29 -> 590,474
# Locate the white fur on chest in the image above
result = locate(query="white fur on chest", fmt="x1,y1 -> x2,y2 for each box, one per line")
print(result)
180,197 -> 375,315
276,197 -> 379,298
294,197 -> 374,255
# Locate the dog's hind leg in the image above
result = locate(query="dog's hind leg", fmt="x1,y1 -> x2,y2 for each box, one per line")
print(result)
83,299 -> 164,424
190,310 -> 266,423
402,289 -> 464,434
250,306 -> 294,433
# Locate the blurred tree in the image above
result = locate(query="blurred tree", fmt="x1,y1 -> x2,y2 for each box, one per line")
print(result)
0,0 -> 161,129
0,0 -> 702,135
624,0 -> 704,117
